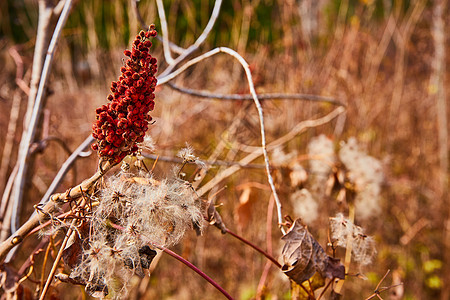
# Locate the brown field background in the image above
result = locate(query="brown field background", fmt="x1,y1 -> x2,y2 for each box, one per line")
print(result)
0,0 -> 449,299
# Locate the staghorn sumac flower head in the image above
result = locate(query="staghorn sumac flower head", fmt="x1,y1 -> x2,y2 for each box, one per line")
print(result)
92,25 -> 158,164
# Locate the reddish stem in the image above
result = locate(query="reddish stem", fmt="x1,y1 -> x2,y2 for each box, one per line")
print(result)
158,246 -> 234,300
108,222 -> 233,299
225,228 -> 281,269
317,277 -> 335,300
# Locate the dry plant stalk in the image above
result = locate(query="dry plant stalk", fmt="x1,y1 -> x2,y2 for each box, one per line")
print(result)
0,161 -> 114,263
10,0 -> 74,235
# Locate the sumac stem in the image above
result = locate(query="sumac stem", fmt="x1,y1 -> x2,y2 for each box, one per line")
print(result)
225,228 -> 281,269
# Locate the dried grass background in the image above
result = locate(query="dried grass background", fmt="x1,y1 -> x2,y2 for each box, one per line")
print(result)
0,0 -> 449,299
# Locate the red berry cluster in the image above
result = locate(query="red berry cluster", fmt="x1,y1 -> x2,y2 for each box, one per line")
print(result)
92,26 -> 158,164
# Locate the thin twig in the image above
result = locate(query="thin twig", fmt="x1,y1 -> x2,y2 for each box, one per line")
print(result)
196,107 -> 344,197
28,211 -> 74,237
299,282 -> 315,299
24,0 -> 55,128
333,204 -> 355,294
39,219 -> 77,300
31,136 -> 73,157
364,270 -> 403,300
40,184 -> 90,299
157,0 -> 223,78
0,96 -> 21,217
192,104 -> 249,189
376,269 -> 391,291
8,47 -> 30,95
219,47 -> 286,233
4,135 -> 94,263
131,0 -> 185,54
131,0 -> 147,30
317,277 -> 335,300
108,221 -> 233,299
167,82 -> 344,106
40,240 -> 52,294
158,246 -> 234,300
11,0 -> 73,234
0,160 -> 114,263
17,239 -> 47,276
256,261 -> 272,299
157,46 -> 287,233
255,195 -> 276,298
38,136 -> 94,207
430,2 -> 449,296
157,47 -> 221,85
141,152 -> 266,169
0,165 -> 18,240
155,0 -> 174,64
225,228 -> 281,269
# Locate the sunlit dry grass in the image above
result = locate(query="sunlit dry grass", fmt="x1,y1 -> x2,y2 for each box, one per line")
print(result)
0,0 -> 448,299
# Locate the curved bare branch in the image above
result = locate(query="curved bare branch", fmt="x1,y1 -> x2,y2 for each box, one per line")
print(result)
167,82 -> 344,106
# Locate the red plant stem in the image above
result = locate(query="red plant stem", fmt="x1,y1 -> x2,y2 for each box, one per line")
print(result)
299,282 -> 315,299
27,211 -> 73,236
225,228 -> 281,269
317,277 -> 335,300
108,222 -> 233,299
256,261 -> 272,298
158,246 -> 234,300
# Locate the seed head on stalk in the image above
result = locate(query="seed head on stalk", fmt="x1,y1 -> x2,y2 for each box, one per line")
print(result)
92,25 -> 158,164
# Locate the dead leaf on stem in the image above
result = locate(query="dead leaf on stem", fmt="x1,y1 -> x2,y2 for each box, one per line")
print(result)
281,219 -> 345,285
62,223 -> 90,269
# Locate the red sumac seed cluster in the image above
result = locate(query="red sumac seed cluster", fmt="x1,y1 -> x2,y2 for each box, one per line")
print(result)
92,26 -> 158,163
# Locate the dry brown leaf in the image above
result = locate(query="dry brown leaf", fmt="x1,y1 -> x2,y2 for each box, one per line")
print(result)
236,187 -> 253,230
63,223 -> 90,269
281,219 -> 345,285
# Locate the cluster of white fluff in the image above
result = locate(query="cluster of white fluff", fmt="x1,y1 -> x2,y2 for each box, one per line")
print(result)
329,213 -> 376,266
271,146 -> 298,166
70,172 -> 203,298
289,162 -> 308,188
289,189 -> 318,224
177,143 -> 206,169
338,138 -> 383,220
307,134 -> 335,195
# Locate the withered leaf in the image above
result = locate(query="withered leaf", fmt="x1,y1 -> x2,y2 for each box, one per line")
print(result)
281,219 -> 345,285
324,257 -> 346,279
123,256 -> 144,277
62,223 -> 90,269
123,246 -> 156,277
139,245 -> 157,269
